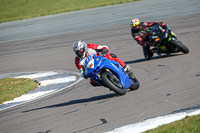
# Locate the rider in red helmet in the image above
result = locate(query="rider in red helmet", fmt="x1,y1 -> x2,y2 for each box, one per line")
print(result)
130,18 -> 166,60
73,40 -> 131,86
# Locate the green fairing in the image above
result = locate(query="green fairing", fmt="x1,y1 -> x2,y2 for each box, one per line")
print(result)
168,37 -> 172,42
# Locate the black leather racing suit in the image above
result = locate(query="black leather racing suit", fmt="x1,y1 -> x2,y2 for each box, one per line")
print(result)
131,22 -> 166,60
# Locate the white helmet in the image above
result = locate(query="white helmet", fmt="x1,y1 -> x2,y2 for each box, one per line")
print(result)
73,40 -> 87,58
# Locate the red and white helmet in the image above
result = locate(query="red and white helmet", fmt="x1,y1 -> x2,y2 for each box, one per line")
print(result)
73,40 -> 87,58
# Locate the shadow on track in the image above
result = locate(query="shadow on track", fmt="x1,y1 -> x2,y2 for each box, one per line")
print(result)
22,93 -> 117,113
125,54 -> 183,64
171,105 -> 200,114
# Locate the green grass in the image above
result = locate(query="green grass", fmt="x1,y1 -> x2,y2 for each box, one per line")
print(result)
0,0 -> 139,23
145,114 -> 200,133
0,77 -> 38,104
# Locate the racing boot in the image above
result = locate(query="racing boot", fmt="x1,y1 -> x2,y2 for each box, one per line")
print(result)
123,64 -> 131,73
145,52 -> 154,60
165,51 -> 171,55
151,48 -> 161,56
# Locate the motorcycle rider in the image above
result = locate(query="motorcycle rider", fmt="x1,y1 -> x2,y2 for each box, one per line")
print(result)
130,18 -> 167,60
73,40 -> 131,86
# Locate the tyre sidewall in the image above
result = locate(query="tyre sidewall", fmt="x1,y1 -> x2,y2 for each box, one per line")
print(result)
129,74 -> 140,90
170,38 -> 189,54
101,72 -> 126,95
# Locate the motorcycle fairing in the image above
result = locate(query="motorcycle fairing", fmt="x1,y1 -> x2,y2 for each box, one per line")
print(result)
84,55 -> 132,89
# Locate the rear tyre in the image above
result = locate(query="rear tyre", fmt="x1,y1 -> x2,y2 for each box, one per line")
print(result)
170,39 -> 189,54
129,73 -> 140,90
101,72 -> 126,95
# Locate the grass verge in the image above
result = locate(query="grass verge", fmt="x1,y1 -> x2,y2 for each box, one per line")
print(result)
0,77 -> 38,104
0,0 -> 139,23
145,114 -> 200,133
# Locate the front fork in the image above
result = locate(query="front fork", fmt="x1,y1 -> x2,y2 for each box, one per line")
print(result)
97,68 -> 118,81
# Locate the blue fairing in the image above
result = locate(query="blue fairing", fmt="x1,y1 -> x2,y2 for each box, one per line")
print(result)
84,55 -> 132,89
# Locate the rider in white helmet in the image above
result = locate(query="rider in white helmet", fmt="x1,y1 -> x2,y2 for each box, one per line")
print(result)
73,40 -> 131,86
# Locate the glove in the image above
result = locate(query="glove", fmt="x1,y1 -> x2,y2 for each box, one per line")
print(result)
96,48 -> 108,56
159,22 -> 166,27
101,49 -> 108,55
79,68 -> 86,79
95,49 -> 102,52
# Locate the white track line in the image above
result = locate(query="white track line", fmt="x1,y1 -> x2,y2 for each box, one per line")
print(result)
3,90 -> 54,104
104,109 -> 200,133
3,76 -> 76,104
15,71 -> 58,79
0,71 -> 83,111
39,76 -> 76,86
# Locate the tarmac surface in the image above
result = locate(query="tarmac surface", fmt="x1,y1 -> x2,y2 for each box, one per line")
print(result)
0,0 -> 200,133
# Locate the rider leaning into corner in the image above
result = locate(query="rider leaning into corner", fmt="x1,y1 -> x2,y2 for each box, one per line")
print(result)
130,18 -> 168,60
73,40 -> 131,86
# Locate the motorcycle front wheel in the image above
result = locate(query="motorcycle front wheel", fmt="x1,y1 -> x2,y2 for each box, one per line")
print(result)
170,39 -> 189,54
101,72 -> 126,95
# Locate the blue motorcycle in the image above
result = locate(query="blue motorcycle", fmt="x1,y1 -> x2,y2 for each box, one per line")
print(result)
80,54 -> 140,95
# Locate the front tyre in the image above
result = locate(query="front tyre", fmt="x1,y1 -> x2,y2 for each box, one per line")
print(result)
101,72 -> 126,95
170,39 -> 189,54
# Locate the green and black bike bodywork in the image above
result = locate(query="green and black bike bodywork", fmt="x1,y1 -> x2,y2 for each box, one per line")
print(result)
143,24 -> 189,60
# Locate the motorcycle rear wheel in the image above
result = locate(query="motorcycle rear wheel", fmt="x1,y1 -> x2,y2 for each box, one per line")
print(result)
101,72 -> 126,95
142,45 -> 154,60
129,73 -> 140,90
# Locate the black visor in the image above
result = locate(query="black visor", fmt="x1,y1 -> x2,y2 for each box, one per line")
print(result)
75,49 -> 84,57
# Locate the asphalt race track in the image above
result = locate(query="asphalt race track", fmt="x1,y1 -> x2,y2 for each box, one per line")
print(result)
0,0 -> 200,133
